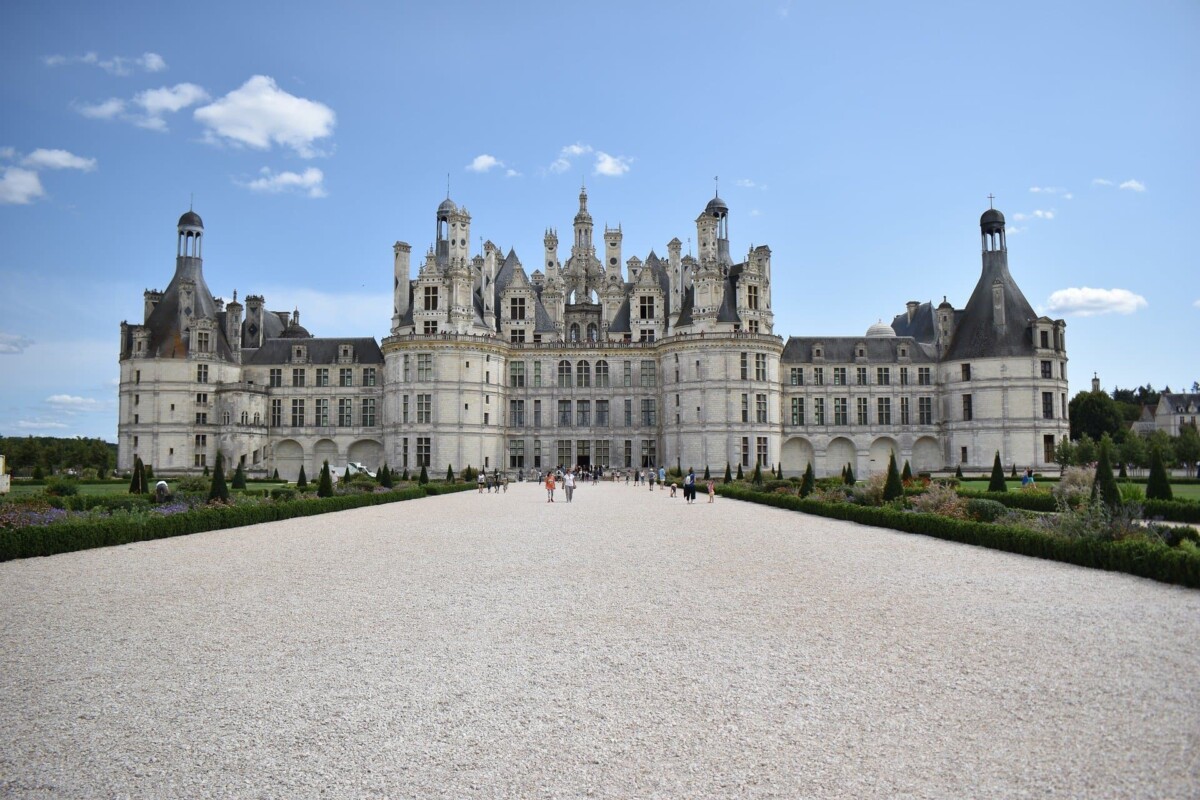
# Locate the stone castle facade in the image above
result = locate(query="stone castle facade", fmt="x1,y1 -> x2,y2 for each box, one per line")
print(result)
117,191 -> 1070,479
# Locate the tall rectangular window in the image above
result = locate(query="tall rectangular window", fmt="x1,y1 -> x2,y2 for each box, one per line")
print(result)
624,399 -> 633,427
533,361 -> 542,387
559,400 -> 572,427
510,361 -> 525,387
534,399 -> 542,427
269,368 -> 282,387
423,286 -> 439,310
740,352 -> 749,380
814,398 -> 825,425
833,367 -> 847,386
577,439 -> 591,464
857,397 -> 869,425
747,284 -> 759,310
596,360 -> 610,387
534,440 -> 542,469
340,368 -> 353,387
961,364 -> 972,381
900,396 -> 910,425
596,440 -> 610,466
756,393 -> 768,423
1042,392 -> 1054,420
401,357 -> 410,383
1041,360 -> 1053,379
900,367 -> 909,386
790,367 -> 803,386
270,398 -> 282,427
756,437 -> 768,469
292,368 -> 306,387
641,439 -> 657,468
196,330 -> 210,352
316,367 -> 329,387
510,399 -> 525,427
557,440 -> 572,466
196,364 -> 209,383
291,399 -> 305,427
558,360 -> 572,388
577,400 -> 591,427
316,398 -> 329,426
624,440 -> 632,468
813,367 -> 824,386
834,398 -> 848,426
640,360 -> 656,387
856,366 -> 868,385
338,398 -> 353,426
363,368 -> 377,387
791,397 -> 805,425
623,361 -> 632,387
510,297 -> 526,320
417,394 -> 432,423
918,367 -> 931,385
876,367 -> 890,386
962,394 -> 973,421
416,437 -> 430,467
641,398 -> 657,426
509,439 -> 525,468
741,394 -> 749,423
919,396 -> 933,425
741,437 -> 751,467
1044,435 -> 1056,463
361,398 -> 376,427
877,397 -> 892,425
755,353 -> 767,381
639,296 -> 655,319
596,400 -> 609,426
417,354 -> 433,381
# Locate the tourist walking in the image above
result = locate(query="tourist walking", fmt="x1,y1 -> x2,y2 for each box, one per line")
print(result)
707,478 -> 715,503
545,472 -> 556,502
684,469 -> 696,503
478,472 -> 486,493
564,471 -> 575,502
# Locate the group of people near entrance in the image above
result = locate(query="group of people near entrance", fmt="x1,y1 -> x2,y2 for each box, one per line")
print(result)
541,465 -> 715,504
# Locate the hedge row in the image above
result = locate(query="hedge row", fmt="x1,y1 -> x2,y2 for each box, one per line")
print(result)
956,488 -> 1200,522
716,485 -> 1200,589
0,483 -> 474,562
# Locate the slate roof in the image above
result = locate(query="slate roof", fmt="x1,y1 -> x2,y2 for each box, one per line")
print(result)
142,261 -> 232,360
889,301 -> 937,344
781,336 -> 936,363
941,251 -> 1042,360
243,337 -> 384,365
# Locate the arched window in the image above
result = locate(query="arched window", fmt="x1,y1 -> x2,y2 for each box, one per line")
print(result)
253,412 -> 261,425
241,411 -> 249,425
221,411 -> 231,425
586,323 -> 598,342
577,360 -> 591,388
558,359 -> 572,388
569,323 -> 580,342
595,360 -> 609,388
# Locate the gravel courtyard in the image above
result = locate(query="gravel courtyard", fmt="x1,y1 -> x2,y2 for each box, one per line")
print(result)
2,481 -> 1198,799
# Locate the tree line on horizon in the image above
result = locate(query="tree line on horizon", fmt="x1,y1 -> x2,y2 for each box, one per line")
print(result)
0,436 -> 116,477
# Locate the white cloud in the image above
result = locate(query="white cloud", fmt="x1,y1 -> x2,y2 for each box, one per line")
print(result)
0,332 -> 35,354
549,142 -> 593,173
22,149 -> 96,171
1092,178 -> 1114,186
15,420 -> 70,430
44,51 -> 167,75
1033,209 -> 1055,220
594,152 -> 632,177
76,98 -> 127,120
1012,212 -> 1028,221
1119,179 -> 1146,192
1046,287 -> 1148,317
0,167 -> 45,204
466,154 -> 503,173
749,209 -> 762,217
194,76 -> 335,158
131,83 -> 209,131
505,169 -> 520,178
1029,186 -> 1071,198
46,394 -> 101,409
735,178 -> 768,190
0,146 -> 14,160
243,167 -> 326,198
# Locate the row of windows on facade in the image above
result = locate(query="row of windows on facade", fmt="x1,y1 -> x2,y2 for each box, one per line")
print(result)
959,392 -> 1068,422
266,367 -> 376,388
265,398 -> 378,428
786,360 -> 1066,387
130,435 -> 268,470
398,397 -> 661,428
788,396 -> 935,426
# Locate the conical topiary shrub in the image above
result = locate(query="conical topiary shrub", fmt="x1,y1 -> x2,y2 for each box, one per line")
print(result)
844,464 -> 855,485
704,465 -> 711,481
446,464 -> 455,482
317,460 -> 334,498
208,452 -> 230,503
1146,447 -> 1172,501
379,463 -> 393,488
1092,440 -> 1121,508
883,452 -> 903,502
418,465 -> 429,485
723,463 -> 732,484
231,462 -> 247,490
955,464 -> 963,479
736,463 -> 744,481
272,468 -> 279,480
129,456 -> 146,494
296,465 -> 308,491
800,463 -> 815,497
901,460 -> 912,482
989,451 -> 1008,493
751,461 -> 763,485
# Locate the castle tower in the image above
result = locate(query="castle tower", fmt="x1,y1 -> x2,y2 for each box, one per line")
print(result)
226,290 -> 243,353
392,241 -> 412,333
604,225 -> 623,280
544,228 -> 559,274
177,209 -> 204,263
573,184 -> 593,254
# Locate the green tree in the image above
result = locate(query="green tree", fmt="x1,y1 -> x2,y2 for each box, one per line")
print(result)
1146,447 -> 1173,501
1091,438 -> 1120,509
1068,390 -> 1124,442
736,463 -> 744,481
901,460 -> 913,482
955,464 -> 963,479
1074,434 -> 1097,465
317,460 -> 334,498
231,462 -> 247,490
379,463 -> 393,488
1175,423 -> 1200,478
703,465 -> 711,481
800,463 -> 815,497
446,464 -> 455,482
1118,434 -> 1146,475
723,463 -> 732,484
844,464 -> 856,485
1054,437 -> 1075,469
128,456 -> 145,494
272,468 -> 279,480
208,452 -> 230,503
418,464 -> 429,485
988,451 -> 1007,493
1147,430 -> 1175,465
883,452 -> 903,501
297,465 -> 308,490
751,460 -> 763,485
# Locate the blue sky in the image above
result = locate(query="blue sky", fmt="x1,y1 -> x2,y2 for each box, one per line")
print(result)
1,0 -> 1196,441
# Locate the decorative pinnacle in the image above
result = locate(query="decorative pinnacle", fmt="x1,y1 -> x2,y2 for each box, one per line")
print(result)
714,176 -> 719,197
987,193 -> 995,209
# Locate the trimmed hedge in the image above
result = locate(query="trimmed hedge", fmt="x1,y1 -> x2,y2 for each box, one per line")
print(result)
0,483 -> 475,562
956,488 -> 1200,522
716,485 -> 1200,589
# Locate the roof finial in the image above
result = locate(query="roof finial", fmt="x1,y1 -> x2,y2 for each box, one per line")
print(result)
446,173 -> 450,200
987,193 -> 995,209
189,192 -> 194,211
714,175 -> 719,197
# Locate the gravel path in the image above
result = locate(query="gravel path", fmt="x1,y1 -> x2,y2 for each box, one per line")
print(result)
2,481 -> 1198,799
